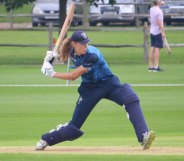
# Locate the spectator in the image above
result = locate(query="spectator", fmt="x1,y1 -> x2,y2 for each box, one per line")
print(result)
149,0 -> 165,72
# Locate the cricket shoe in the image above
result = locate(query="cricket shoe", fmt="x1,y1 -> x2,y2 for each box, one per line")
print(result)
153,67 -> 163,72
148,67 -> 153,72
35,139 -> 48,150
141,131 -> 156,150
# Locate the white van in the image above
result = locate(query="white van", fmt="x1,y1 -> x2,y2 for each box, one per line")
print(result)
89,0 -> 135,26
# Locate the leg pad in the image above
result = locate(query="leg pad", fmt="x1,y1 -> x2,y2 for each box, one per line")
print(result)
42,125 -> 84,146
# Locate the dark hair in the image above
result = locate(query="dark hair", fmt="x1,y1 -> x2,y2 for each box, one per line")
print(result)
153,0 -> 159,5
58,38 -> 72,62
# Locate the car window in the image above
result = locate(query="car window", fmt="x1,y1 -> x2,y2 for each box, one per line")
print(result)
116,0 -> 134,3
95,0 -> 109,4
93,0 -> 134,4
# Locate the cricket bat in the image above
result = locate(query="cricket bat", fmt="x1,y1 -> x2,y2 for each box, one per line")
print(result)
163,37 -> 171,54
50,2 -> 75,63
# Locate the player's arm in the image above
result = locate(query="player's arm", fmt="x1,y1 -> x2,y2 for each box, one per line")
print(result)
41,52 -> 98,80
157,13 -> 165,38
54,53 -> 98,80
53,66 -> 88,81
157,19 -> 165,37
41,62 -> 88,81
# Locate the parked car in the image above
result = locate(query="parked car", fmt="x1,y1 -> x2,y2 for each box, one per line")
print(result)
160,2 -> 176,25
32,0 -> 82,27
168,5 -> 184,25
160,0 -> 184,25
32,0 -> 58,26
89,0 -> 136,26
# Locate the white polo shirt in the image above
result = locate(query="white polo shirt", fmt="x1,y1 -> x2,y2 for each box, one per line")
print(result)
150,6 -> 164,35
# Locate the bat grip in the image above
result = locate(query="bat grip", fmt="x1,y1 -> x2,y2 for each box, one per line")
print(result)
49,57 -> 55,64
49,47 -> 58,64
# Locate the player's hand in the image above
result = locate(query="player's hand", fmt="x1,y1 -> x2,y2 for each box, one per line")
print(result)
41,61 -> 56,78
53,51 -> 59,59
44,51 -> 53,62
44,51 -> 59,62
161,32 -> 166,39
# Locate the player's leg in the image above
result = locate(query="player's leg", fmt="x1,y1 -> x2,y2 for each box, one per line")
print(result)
125,98 -> 156,150
105,82 -> 155,149
36,123 -> 84,150
68,92 -> 102,129
153,33 -> 163,72
105,83 -> 149,141
36,84 -> 103,150
153,47 -> 160,69
149,47 -> 155,71
149,34 -> 156,71
69,81 -> 112,129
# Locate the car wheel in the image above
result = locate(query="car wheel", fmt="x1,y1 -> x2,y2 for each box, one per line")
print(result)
102,22 -> 109,26
89,21 -> 97,26
71,19 -> 78,26
166,21 -> 171,26
32,22 -> 38,27
41,22 -> 46,26
78,21 -> 83,26
130,20 -> 136,26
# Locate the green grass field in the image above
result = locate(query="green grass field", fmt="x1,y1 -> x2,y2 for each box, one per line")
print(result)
0,154 -> 183,161
0,30 -> 184,65
0,30 -> 184,160
0,66 -> 184,145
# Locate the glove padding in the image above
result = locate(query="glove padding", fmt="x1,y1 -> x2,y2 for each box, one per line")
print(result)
41,61 -> 56,78
44,50 -> 59,62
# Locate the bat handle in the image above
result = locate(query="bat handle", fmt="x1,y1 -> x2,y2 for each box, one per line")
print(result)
49,57 -> 55,64
49,47 -> 58,64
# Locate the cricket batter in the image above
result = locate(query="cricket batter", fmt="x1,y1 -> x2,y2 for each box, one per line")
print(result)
36,30 -> 156,150
149,0 -> 165,72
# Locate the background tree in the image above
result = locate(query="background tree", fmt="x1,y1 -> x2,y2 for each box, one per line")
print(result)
0,0 -> 35,12
59,0 -> 67,34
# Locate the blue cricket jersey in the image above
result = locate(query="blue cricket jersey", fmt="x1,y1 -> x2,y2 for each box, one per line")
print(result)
70,45 -> 113,83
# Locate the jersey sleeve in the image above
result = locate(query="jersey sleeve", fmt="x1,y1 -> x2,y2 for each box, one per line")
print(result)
82,53 -> 98,70
157,10 -> 163,21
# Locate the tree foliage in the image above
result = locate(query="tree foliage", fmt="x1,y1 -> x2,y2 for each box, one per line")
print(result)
0,0 -> 36,12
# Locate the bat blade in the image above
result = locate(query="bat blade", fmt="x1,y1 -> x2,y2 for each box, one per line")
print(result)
163,37 -> 171,54
53,2 -> 75,53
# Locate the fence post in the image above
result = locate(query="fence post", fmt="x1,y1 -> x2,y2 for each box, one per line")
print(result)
82,0 -> 89,29
143,21 -> 149,63
135,3 -> 139,28
9,9 -> 13,29
66,56 -> 71,86
48,22 -> 53,50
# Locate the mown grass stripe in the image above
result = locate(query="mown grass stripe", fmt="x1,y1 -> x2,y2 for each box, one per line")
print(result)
0,84 -> 184,87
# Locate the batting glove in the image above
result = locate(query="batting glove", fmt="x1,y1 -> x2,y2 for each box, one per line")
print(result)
41,61 -> 56,78
44,51 -> 59,62
44,51 -> 53,62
